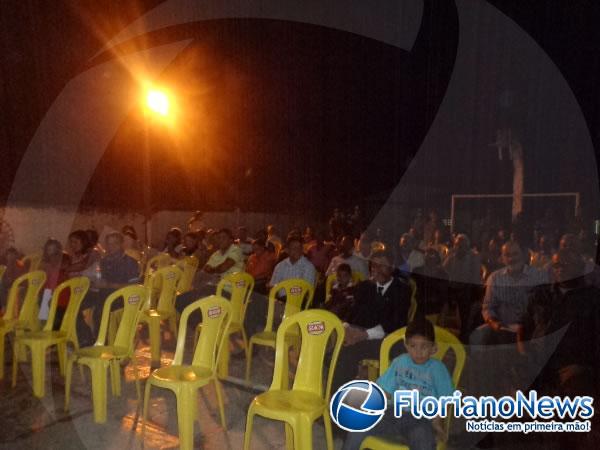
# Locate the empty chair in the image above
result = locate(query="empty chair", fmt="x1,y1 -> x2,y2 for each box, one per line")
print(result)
64,284 -> 147,423
244,309 -> 344,450
12,277 -> 90,397
142,295 -> 232,450
0,270 -> 46,379
176,255 -> 199,294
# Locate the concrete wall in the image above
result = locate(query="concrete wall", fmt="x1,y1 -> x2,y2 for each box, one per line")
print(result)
0,206 -> 314,254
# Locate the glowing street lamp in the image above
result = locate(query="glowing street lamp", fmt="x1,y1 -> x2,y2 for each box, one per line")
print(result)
146,89 -> 170,117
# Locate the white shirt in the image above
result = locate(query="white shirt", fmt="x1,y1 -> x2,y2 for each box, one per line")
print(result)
269,256 -> 316,287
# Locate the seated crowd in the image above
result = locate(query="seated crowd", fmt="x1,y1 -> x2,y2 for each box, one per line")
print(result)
0,206 -> 599,448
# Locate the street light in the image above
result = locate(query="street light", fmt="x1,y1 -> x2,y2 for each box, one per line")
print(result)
142,87 -> 173,246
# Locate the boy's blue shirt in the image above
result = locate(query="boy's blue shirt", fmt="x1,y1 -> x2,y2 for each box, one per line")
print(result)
377,353 -> 454,398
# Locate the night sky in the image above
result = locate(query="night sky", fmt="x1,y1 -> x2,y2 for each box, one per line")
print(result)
1,1 -> 599,221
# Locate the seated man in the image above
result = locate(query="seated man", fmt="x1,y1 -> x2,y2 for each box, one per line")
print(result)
331,250 -> 411,392
470,240 -> 547,346
325,263 -> 357,321
82,232 -> 140,344
176,228 -> 244,315
326,235 -> 369,280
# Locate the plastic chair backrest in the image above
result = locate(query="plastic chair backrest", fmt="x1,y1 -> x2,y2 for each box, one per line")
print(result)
43,277 -> 90,334
173,295 -> 232,370
264,279 -> 315,333
271,309 -> 344,398
379,325 -> 466,390
407,278 -> 417,322
3,271 -> 46,328
146,266 -> 182,312
217,272 -> 254,325
22,254 -> 42,271
0,265 -> 6,283
96,285 -> 147,349
176,256 -> 199,293
324,271 -> 365,303
144,253 -> 173,285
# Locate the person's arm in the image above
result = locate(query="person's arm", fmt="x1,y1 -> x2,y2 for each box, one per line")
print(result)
212,258 -> 236,274
481,274 -> 501,329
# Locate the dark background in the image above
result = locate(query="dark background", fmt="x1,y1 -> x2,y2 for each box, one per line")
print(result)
0,1 -> 599,220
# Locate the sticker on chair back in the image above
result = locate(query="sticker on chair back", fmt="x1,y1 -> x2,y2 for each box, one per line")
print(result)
166,272 -> 176,280
128,295 -> 140,305
31,278 -> 41,286
307,321 -> 325,335
74,287 -> 83,295
289,286 -> 302,295
208,306 -> 222,318
235,280 -> 246,288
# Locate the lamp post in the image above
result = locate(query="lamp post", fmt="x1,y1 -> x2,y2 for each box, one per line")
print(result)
143,88 -> 171,246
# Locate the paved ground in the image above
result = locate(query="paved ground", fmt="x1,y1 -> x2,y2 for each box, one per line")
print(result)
0,327 -> 565,449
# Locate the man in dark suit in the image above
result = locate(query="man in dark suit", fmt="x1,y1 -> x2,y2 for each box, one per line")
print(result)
331,250 -> 412,392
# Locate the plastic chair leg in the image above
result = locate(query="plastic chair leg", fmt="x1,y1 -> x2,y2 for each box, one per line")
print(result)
168,315 -> 178,340
11,341 -> 21,388
245,341 -> 254,382
57,342 -> 66,376
131,355 -> 141,400
285,423 -> 294,450
148,317 -> 162,366
30,342 -> 47,398
64,357 -> 75,411
0,331 -> 6,380
243,410 -> 255,450
214,379 -> 227,429
217,335 -> 231,378
241,328 -> 249,360
110,360 -> 121,397
90,361 -> 109,423
141,379 -> 153,439
323,413 -> 334,450
176,387 -> 197,450
293,416 -> 313,450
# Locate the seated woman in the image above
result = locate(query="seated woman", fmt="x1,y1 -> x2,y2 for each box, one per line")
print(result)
122,226 -> 143,263
325,263 -> 357,321
65,230 -> 95,277
246,238 -> 277,295
39,239 -> 71,329
162,227 -> 183,258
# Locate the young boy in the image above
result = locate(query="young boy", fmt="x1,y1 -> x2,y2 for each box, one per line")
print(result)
343,319 -> 454,450
326,263 -> 357,321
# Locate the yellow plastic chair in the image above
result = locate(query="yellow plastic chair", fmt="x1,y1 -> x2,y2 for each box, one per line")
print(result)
143,252 -> 174,286
64,284 -> 147,423
359,326 -> 466,450
243,309 -> 345,450
194,272 -> 254,377
139,265 -> 182,366
0,270 -> 46,379
142,295 -> 232,450
176,255 -> 199,294
324,271 -> 365,303
12,277 -> 90,397
245,278 -> 315,383
21,253 -> 42,271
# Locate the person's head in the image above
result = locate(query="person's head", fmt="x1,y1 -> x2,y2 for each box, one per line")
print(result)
497,228 -> 508,242
216,228 -> 234,252
432,229 -> 444,244
5,247 -> 19,264
286,236 -> 304,262
423,247 -> 442,268
453,233 -> 470,257
370,250 -> 394,284
105,232 -> 124,255
121,225 -> 138,241
339,235 -> 354,257
335,263 -> 352,287
267,224 -> 277,237
165,228 -> 182,248
303,226 -> 315,242
501,240 -> 524,272
42,238 -> 63,262
428,210 -> 438,222
405,319 -> 437,365
551,249 -> 585,286
183,231 -> 199,250
407,227 -> 420,240
68,230 -> 91,255
237,226 -> 248,241
399,233 -> 415,252
252,238 -> 267,256
357,232 -> 371,255
559,233 -> 581,253
537,234 -> 551,252
488,238 -> 500,254
86,229 -> 99,246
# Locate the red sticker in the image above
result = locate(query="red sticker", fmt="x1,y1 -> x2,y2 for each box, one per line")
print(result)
307,321 -> 325,335
290,286 -> 302,295
128,295 -> 140,304
235,280 -> 246,288
208,306 -> 222,318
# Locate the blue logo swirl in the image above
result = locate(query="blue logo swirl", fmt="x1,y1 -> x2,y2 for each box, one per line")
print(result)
330,380 -> 387,432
